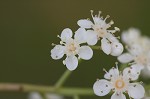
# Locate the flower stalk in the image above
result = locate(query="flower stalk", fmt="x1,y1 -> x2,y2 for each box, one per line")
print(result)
55,70 -> 72,89
0,83 -> 93,96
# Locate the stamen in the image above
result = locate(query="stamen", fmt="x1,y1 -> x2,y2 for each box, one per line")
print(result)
110,20 -> 114,25
104,15 -> 110,21
115,62 -> 118,69
57,35 -> 61,38
96,78 -> 100,81
90,10 -> 94,19
103,68 -> 108,73
63,60 -> 66,65
98,11 -> 102,17
51,43 -> 56,46
114,27 -> 120,31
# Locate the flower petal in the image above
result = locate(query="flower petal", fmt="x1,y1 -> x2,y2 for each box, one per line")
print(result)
78,46 -> 93,60
118,53 -> 134,63
93,79 -> 112,96
111,92 -> 126,99
86,30 -> 98,45
123,64 -> 143,81
107,33 -> 119,43
101,38 -> 111,55
74,28 -> 87,44
60,28 -> 73,42
51,45 -> 65,60
65,55 -> 78,71
110,42 -> 124,56
128,83 -> 145,99
104,67 -> 119,79
77,19 -> 93,28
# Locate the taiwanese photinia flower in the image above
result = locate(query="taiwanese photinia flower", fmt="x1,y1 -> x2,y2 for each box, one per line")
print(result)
118,28 -> 150,72
51,28 -> 93,71
77,10 -> 123,56
93,63 -> 145,99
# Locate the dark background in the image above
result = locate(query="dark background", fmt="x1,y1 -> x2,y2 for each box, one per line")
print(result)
0,0 -> 150,99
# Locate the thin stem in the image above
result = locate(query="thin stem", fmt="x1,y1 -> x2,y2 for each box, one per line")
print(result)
55,70 -> 72,89
73,95 -> 80,99
0,83 -> 94,96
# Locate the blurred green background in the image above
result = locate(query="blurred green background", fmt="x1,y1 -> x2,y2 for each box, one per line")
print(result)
0,0 -> 150,99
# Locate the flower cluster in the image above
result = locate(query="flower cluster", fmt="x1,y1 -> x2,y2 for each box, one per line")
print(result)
118,28 -> 150,76
51,11 -> 123,71
93,63 -> 145,99
51,11 -> 146,99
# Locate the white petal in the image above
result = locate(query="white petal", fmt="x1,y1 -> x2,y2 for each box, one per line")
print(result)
77,19 -> 93,28
128,83 -> 145,99
51,45 -> 65,60
104,67 -> 119,79
86,30 -> 98,45
74,28 -> 87,44
123,64 -> 143,81
118,53 -> 134,63
111,92 -> 126,99
65,55 -> 78,71
107,33 -> 119,43
28,92 -> 42,99
93,79 -> 112,96
111,42 -> 124,56
129,44 -> 143,56
60,28 -> 73,42
101,38 -> 111,55
78,46 -> 93,60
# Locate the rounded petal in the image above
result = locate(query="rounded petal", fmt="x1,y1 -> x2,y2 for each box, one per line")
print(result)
74,28 -> 87,44
104,67 -> 119,79
78,46 -> 93,60
60,28 -> 73,42
110,42 -> 124,56
123,64 -> 143,81
51,45 -> 65,60
65,55 -> 78,71
101,38 -> 111,55
107,33 -> 119,43
86,30 -> 98,45
118,53 -> 134,63
93,79 -> 112,96
77,19 -> 93,28
111,92 -> 126,99
128,83 -> 145,99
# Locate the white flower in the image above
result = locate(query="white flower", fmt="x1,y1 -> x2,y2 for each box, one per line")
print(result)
51,28 -> 93,71
93,63 -> 145,99
28,92 -> 42,99
77,10 -> 123,56
122,28 -> 141,45
118,28 -> 150,72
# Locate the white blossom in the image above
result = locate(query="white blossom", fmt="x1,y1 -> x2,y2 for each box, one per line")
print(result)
77,10 -> 123,56
118,28 -> 150,74
93,63 -> 145,99
51,28 -> 93,71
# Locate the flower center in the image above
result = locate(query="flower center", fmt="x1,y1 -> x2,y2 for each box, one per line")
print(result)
115,79 -> 125,90
68,43 -> 76,52
93,25 -> 106,38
